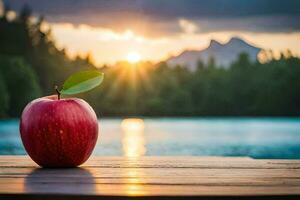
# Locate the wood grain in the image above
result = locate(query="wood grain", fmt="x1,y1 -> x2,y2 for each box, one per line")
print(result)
0,156 -> 299,199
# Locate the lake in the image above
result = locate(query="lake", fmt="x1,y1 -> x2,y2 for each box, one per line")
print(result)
0,118 -> 300,159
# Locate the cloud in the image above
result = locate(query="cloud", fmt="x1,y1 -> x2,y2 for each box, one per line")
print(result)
188,15 -> 300,33
4,0 -> 300,64
179,19 -> 199,34
5,0 -> 300,35
6,0 -> 300,18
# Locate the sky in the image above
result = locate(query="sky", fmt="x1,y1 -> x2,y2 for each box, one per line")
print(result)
4,0 -> 300,65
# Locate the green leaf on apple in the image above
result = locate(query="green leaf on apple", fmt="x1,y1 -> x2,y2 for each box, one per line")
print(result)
60,70 -> 104,95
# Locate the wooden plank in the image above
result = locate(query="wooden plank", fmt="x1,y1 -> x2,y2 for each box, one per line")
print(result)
1,156 -> 299,169
0,156 -> 299,199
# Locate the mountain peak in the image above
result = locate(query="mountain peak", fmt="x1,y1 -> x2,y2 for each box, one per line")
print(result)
227,37 -> 249,46
209,39 -> 222,48
229,36 -> 243,42
167,37 -> 262,70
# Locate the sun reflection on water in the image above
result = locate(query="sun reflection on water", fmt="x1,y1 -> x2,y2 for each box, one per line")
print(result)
121,118 -> 146,158
121,118 -> 147,195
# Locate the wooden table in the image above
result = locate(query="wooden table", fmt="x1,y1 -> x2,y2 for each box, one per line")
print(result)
0,156 -> 299,199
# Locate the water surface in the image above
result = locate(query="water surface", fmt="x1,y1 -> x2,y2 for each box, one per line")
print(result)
1,118 -> 300,159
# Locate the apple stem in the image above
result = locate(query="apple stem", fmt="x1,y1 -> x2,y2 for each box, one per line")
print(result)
55,85 -> 61,100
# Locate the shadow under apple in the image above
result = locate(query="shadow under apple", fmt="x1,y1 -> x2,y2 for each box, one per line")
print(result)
25,167 -> 96,195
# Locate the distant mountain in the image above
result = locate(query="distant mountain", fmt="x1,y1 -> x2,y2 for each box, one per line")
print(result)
167,37 -> 262,70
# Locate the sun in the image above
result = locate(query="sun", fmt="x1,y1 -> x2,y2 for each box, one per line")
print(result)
126,52 -> 141,64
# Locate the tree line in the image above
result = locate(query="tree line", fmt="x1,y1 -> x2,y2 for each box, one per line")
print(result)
0,5 -> 299,118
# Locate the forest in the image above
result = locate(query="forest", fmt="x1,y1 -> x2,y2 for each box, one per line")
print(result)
0,6 -> 300,118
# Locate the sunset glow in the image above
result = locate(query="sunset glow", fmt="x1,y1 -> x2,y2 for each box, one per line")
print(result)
50,23 -> 300,66
126,52 -> 141,64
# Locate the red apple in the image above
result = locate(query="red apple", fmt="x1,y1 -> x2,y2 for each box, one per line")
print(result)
20,95 -> 98,167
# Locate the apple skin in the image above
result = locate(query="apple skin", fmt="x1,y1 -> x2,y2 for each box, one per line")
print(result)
20,95 -> 98,167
